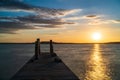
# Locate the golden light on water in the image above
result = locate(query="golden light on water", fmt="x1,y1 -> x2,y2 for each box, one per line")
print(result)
84,44 -> 111,80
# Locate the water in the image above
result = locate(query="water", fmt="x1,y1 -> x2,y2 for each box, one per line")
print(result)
0,44 -> 120,80
0,44 -> 34,80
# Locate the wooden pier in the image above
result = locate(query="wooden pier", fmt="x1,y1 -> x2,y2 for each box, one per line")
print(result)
11,39 -> 79,80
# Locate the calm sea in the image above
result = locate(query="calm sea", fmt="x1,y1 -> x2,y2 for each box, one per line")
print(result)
0,44 -> 120,80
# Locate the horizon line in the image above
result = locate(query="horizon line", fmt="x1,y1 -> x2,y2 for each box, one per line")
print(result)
0,41 -> 120,44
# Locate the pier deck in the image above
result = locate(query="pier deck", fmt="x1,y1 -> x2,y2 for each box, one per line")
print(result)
11,52 -> 79,80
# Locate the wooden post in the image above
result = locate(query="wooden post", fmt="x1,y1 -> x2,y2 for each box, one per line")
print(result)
35,38 -> 40,59
50,40 -> 53,54
35,40 -> 38,60
50,40 -> 56,57
38,39 -> 41,55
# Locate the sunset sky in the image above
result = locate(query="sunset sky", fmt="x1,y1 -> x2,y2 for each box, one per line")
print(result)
0,0 -> 120,43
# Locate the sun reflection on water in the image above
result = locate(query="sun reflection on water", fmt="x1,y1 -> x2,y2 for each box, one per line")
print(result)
84,44 -> 111,80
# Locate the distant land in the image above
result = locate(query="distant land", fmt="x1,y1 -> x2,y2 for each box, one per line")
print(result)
0,41 -> 120,44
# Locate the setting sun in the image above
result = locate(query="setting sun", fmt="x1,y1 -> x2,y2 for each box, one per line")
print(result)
92,32 -> 101,41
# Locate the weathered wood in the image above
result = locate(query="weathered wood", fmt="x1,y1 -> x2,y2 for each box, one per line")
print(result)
35,41 -> 38,59
38,38 -> 41,55
35,38 -> 40,59
50,40 -> 57,57
11,53 -> 79,80
50,40 -> 54,54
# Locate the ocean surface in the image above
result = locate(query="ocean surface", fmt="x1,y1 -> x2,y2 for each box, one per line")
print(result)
0,44 -> 120,80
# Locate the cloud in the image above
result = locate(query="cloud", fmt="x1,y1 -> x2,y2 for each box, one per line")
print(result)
64,16 -> 82,21
110,20 -> 120,23
0,0 -> 80,34
0,0 -> 81,17
64,13 -> 120,25
83,15 -> 101,20
86,15 -> 97,18
78,14 -> 120,25
0,0 -> 33,10
17,15 -> 73,25
63,14 -> 101,22
0,15 -> 74,33
0,21 -> 36,34
88,19 -> 120,25
61,9 -> 82,17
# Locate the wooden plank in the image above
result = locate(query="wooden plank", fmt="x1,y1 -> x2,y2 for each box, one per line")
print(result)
11,53 -> 79,80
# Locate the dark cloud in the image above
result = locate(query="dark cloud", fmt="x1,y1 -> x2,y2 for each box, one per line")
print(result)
86,15 -> 97,18
0,0 -> 67,16
0,0 -> 75,34
0,0 -> 34,10
0,21 -> 35,34
17,15 -> 73,25
0,22 -> 32,29
0,15 -> 74,33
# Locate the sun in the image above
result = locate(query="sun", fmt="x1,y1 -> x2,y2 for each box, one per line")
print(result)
92,32 -> 101,41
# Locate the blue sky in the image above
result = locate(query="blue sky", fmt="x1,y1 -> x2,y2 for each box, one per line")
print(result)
0,0 -> 120,43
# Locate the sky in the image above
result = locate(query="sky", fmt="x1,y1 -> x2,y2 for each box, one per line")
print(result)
0,0 -> 120,43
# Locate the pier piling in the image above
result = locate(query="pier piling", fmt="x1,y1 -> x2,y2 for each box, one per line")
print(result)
35,38 -> 40,59
50,40 -> 53,54
50,40 -> 56,57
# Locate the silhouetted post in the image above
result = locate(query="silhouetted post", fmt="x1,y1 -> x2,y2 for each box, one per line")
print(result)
35,40 -> 38,60
38,39 -> 41,55
50,40 -> 53,54
50,40 -> 56,57
35,38 -> 40,59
